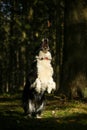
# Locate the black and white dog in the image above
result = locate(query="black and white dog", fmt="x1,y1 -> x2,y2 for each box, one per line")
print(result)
22,38 -> 56,118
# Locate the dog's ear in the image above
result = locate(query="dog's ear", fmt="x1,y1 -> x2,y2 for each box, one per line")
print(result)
42,38 -> 49,44
42,38 -> 49,42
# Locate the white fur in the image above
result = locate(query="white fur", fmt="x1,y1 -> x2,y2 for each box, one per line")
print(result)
29,100 -> 35,113
31,50 -> 56,93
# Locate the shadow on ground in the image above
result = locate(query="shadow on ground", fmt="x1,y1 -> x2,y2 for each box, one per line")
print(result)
0,109 -> 87,130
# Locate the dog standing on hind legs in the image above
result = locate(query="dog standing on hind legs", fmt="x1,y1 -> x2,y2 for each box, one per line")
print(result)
22,38 -> 56,118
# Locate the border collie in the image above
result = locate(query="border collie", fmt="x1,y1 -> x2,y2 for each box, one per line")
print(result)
22,38 -> 56,118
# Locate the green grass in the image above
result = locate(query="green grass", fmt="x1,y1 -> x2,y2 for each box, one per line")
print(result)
0,93 -> 87,130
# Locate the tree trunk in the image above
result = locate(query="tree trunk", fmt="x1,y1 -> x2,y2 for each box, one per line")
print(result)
60,0 -> 87,99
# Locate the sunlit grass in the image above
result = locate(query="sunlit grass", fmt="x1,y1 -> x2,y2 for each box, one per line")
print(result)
42,102 -> 87,118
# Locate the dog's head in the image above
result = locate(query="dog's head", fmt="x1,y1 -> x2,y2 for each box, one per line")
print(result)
41,38 -> 49,53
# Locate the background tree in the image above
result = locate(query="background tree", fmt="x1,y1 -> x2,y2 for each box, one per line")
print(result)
59,0 -> 87,99
0,0 -> 62,93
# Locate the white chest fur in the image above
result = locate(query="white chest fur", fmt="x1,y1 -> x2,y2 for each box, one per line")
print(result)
31,51 -> 56,93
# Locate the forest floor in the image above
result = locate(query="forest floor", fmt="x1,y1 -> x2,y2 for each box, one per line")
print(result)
0,92 -> 87,130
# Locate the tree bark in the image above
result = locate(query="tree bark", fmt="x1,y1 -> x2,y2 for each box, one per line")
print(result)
60,0 -> 87,99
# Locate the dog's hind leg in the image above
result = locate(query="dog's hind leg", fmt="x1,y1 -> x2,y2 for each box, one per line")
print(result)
35,102 -> 44,118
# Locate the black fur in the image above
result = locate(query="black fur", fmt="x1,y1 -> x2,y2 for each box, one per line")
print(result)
22,73 -> 46,118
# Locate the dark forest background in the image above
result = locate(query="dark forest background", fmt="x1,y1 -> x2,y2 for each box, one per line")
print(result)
0,0 -> 87,100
